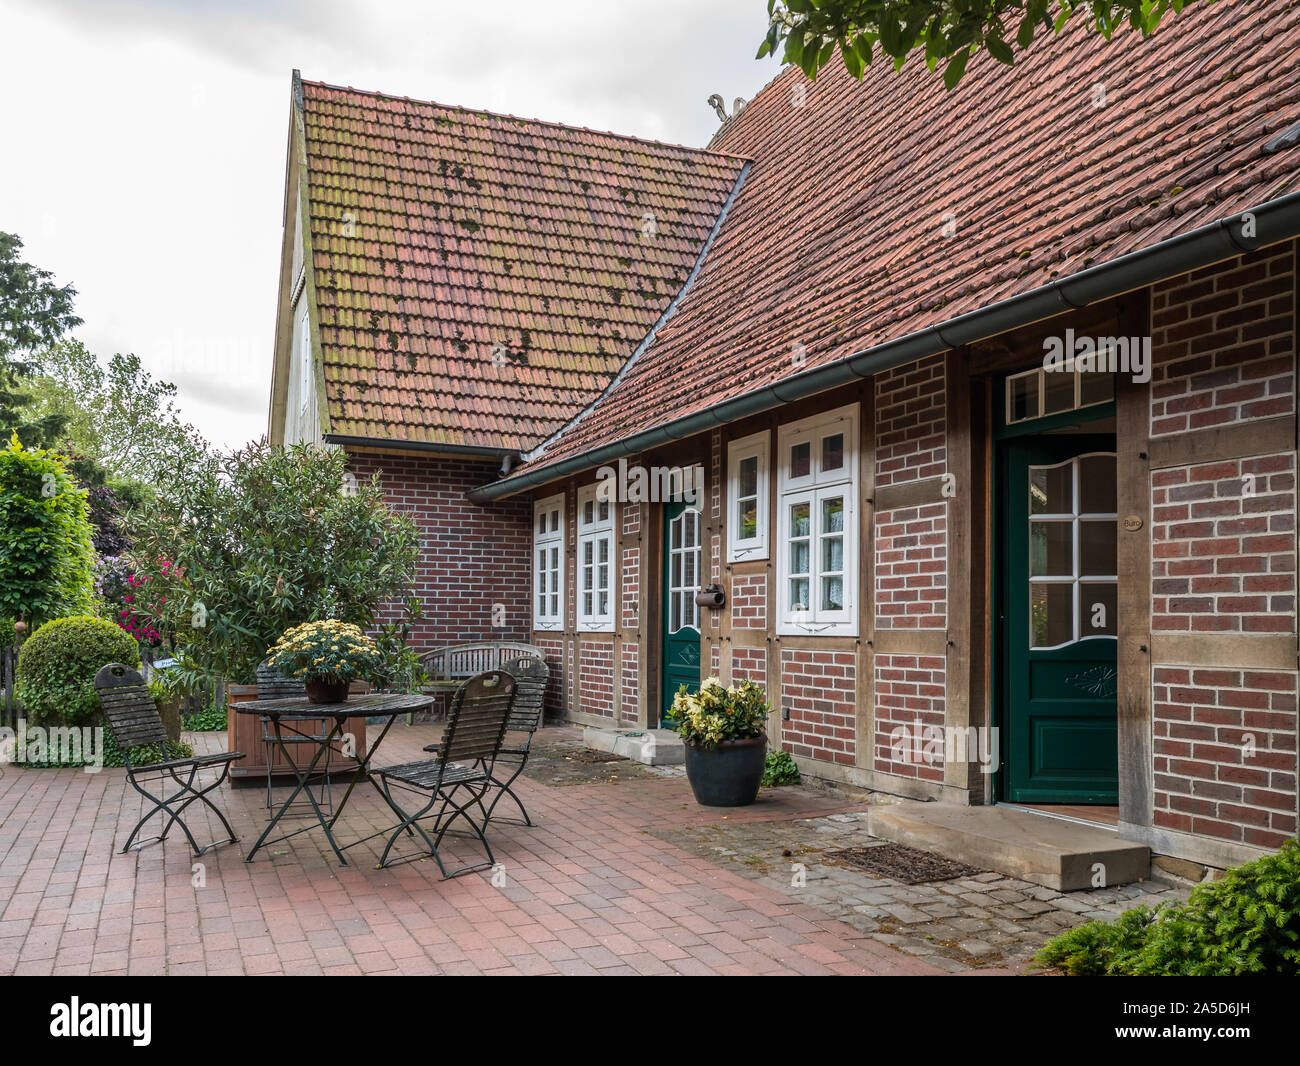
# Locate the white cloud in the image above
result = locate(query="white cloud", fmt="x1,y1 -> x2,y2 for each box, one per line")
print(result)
0,0 -> 783,450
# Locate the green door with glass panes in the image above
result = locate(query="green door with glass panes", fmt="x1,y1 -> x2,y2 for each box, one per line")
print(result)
1001,436 -> 1118,803
661,499 -> 702,726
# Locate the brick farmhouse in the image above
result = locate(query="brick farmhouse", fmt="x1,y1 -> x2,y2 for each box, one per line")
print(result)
268,1 -> 1300,869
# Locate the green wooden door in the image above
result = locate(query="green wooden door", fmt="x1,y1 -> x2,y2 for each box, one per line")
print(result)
1001,436 -> 1119,802
661,499 -> 702,726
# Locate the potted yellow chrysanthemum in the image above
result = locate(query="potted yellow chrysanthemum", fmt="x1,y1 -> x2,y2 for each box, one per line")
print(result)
265,620 -> 383,704
672,678 -> 769,807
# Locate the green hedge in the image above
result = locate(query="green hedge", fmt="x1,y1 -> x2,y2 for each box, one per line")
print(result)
16,614 -> 141,726
1037,840 -> 1300,975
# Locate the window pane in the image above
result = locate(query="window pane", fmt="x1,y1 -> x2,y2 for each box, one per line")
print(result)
584,592 -> 593,614
1079,520 -> 1117,577
1030,521 -> 1073,576
599,500 -> 610,522
790,540 -> 809,576
1080,582 -> 1117,637
1043,369 -> 1075,414
583,541 -> 593,565
671,592 -> 681,633
791,441 -> 811,479
598,563 -> 609,589
791,501 -> 811,538
1080,369 -> 1114,407
550,511 -> 559,532
549,593 -> 558,615
598,538 -> 609,564
671,552 -> 681,588
739,499 -> 758,540
1030,583 -> 1074,648
684,550 -> 696,587
598,591 -> 609,616
1029,464 -> 1072,515
790,577 -> 809,611
583,500 -> 594,525
822,496 -> 844,533
821,575 -> 843,612
1078,455 -> 1116,514
549,547 -> 559,569
821,433 -> 844,473
739,455 -> 758,498
537,514 -> 546,534
822,536 -> 843,574
1008,372 -> 1038,422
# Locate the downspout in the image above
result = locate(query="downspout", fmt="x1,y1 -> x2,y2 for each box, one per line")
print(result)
469,190 -> 1300,504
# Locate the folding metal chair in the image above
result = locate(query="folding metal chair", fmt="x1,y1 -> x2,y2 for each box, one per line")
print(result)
370,670 -> 516,877
423,653 -> 547,826
95,663 -> 245,857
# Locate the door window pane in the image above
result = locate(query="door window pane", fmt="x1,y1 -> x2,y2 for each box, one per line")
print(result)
1079,520 -> 1117,577
1030,583 -> 1074,648
1029,463 -> 1072,515
1030,521 -> 1073,576
1078,455 -> 1117,514
1079,582 -> 1117,637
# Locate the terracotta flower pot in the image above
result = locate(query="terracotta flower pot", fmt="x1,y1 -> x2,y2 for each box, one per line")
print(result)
304,678 -> 350,704
683,734 -> 767,807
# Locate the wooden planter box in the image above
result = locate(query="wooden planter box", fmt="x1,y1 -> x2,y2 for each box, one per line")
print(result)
227,683 -> 369,784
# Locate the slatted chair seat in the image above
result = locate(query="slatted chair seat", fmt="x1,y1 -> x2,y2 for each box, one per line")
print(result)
95,663 -> 244,857
370,670 -> 517,877
422,653 -> 548,827
372,760 -> 487,790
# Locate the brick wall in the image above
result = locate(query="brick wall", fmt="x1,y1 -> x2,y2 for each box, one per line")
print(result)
873,653 -> 946,782
621,642 -> 638,724
1147,241 -> 1299,852
1153,666 -> 1298,849
533,634 -> 565,718
578,639 -> 615,718
874,353 -> 946,487
731,646 -> 766,688
1150,245 -> 1295,437
1151,454 -> 1296,634
779,648 -> 855,765
346,452 -> 531,647
875,502 -> 947,630
731,573 -> 767,628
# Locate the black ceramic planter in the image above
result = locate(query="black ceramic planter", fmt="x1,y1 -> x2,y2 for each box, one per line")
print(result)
683,734 -> 767,807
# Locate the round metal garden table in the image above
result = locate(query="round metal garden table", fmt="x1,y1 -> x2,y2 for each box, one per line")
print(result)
236,693 -> 433,865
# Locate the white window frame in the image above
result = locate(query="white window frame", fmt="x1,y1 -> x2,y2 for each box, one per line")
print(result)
576,483 -> 616,632
776,403 -> 859,636
727,431 -> 770,562
533,493 -> 565,631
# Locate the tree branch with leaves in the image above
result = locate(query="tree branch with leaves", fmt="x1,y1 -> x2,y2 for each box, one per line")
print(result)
758,0 -> 1208,88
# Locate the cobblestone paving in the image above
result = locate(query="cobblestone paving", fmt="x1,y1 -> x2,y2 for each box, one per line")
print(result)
651,809 -> 1192,972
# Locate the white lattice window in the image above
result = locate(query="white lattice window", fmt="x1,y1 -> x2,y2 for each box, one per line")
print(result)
727,431 -> 770,561
776,404 -> 858,636
533,494 -> 564,630
577,483 -> 615,631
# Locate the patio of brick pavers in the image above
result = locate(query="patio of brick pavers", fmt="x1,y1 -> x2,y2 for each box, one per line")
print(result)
0,723 -> 946,976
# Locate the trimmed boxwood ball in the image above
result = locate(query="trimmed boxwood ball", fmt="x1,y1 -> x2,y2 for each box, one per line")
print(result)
16,614 -> 141,726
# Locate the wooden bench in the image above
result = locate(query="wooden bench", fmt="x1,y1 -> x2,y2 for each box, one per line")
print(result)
419,641 -> 547,717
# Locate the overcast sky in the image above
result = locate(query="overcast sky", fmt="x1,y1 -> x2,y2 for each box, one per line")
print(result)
0,0 -> 784,450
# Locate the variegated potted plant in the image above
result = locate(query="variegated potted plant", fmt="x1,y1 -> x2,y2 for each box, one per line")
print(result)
672,678 -> 769,807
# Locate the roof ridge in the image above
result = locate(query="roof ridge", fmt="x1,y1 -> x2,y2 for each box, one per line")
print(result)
298,75 -> 754,164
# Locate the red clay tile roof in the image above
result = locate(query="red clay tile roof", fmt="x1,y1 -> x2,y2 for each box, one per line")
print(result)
516,0 -> 1300,476
299,79 -> 746,452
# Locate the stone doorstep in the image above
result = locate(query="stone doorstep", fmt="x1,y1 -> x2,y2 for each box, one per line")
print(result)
582,727 -> 684,766
866,802 -> 1151,892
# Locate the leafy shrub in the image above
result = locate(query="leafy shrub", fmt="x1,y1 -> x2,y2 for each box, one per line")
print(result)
1037,840 -> 1300,975
672,678 -> 768,749
101,721 -> 191,769
124,440 -> 420,685
15,614 -> 140,725
0,434 -> 95,626
180,695 -> 227,733
762,750 -> 801,786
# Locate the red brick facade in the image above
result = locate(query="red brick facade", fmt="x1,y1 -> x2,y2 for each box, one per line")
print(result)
346,452 -> 531,647
780,648 -> 856,766
873,654 -> 946,782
